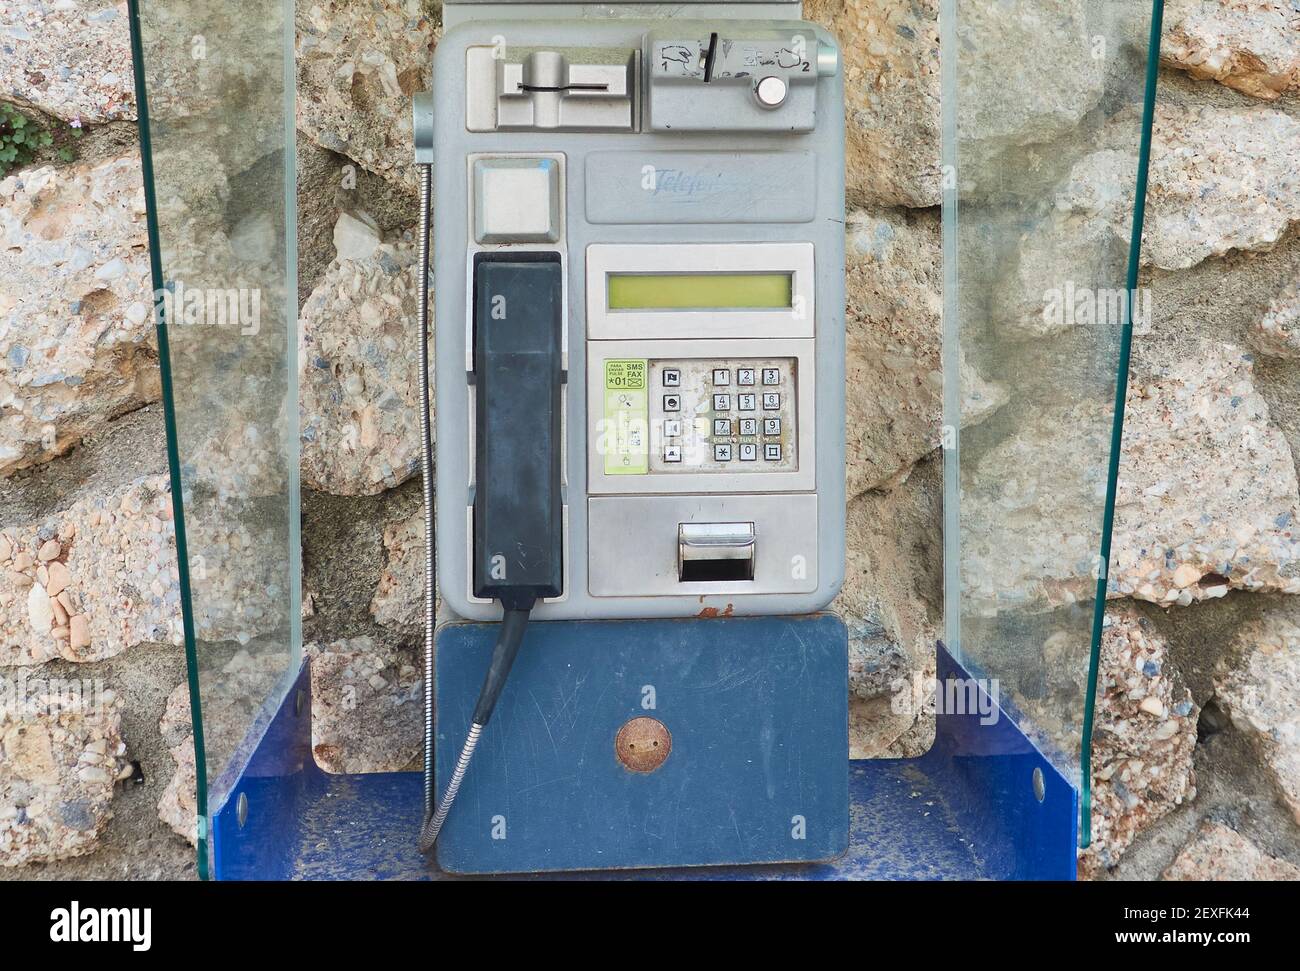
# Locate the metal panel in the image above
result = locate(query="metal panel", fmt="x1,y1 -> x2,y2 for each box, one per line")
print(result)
433,614 -> 848,872
587,493 -> 818,596
585,151 -> 818,224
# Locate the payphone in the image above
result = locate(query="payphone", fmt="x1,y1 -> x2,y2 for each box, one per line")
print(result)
413,0 -> 846,865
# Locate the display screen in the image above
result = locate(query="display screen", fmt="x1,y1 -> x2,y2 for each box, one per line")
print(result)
607,272 -> 793,310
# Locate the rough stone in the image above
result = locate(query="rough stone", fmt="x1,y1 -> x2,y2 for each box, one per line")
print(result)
962,345 -> 1300,615
998,105 -> 1300,337
955,0 -> 1105,162
1250,281 -> 1300,359
0,476 -> 181,665
833,456 -> 942,756
0,155 -> 159,476
0,474 -> 288,665
299,228 -> 431,495
1162,0 -> 1300,102
805,0 -> 940,208
1110,346 -> 1300,605
0,0 -> 135,123
306,636 -> 420,774
1078,609 -> 1198,878
1145,104 -> 1300,271
333,210 -> 382,263
1162,820 -> 1300,880
0,675 -> 129,866
845,209 -> 1005,496
156,681 -> 196,846
371,504 -> 427,635
296,0 -> 439,192
1216,614 -> 1300,824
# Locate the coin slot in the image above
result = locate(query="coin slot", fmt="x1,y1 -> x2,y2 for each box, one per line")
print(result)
678,522 -> 755,582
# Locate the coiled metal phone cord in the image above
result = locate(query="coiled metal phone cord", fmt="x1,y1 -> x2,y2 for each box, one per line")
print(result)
415,163 -> 438,841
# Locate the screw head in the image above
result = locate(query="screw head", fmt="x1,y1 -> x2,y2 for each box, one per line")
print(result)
615,717 -> 672,773
1032,767 -> 1046,803
755,75 -> 787,108
236,792 -> 249,829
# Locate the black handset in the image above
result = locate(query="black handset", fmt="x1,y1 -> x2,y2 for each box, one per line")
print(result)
418,255 -> 565,852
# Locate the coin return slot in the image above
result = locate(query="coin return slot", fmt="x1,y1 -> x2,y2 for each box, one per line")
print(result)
678,522 -> 755,582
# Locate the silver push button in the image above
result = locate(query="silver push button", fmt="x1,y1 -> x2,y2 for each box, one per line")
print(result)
678,522 -> 755,582
473,158 -> 560,244
755,75 -> 787,108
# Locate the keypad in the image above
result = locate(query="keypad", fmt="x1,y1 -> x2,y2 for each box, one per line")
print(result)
643,357 -> 796,472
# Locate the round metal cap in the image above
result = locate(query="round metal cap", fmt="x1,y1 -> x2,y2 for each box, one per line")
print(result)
755,75 -> 788,109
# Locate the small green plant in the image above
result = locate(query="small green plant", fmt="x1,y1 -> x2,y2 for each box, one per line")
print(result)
0,103 -> 53,177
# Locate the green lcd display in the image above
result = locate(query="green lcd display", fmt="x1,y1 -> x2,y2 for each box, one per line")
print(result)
607,273 -> 793,310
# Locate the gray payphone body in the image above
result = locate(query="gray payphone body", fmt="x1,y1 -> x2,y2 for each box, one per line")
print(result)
425,0 -> 845,622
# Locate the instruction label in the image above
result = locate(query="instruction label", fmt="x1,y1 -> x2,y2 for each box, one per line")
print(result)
603,359 -> 648,475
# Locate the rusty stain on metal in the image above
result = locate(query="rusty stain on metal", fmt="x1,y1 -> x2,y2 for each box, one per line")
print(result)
696,603 -> 735,618
615,716 -> 672,773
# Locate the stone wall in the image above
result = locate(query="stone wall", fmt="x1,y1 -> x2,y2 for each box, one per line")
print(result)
1,0 -> 1298,880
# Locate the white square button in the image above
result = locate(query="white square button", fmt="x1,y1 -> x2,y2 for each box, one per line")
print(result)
474,158 -> 560,244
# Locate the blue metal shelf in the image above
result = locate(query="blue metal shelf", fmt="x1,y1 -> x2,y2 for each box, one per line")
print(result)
211,618 -> 1076,880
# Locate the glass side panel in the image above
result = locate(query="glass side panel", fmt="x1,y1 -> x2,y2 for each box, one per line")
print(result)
130,0 -> 299,876
942,0 -> 1160,830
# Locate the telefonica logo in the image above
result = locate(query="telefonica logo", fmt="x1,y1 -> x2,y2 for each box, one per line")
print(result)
639,164 -> 725,197
49,901 -> 152,952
